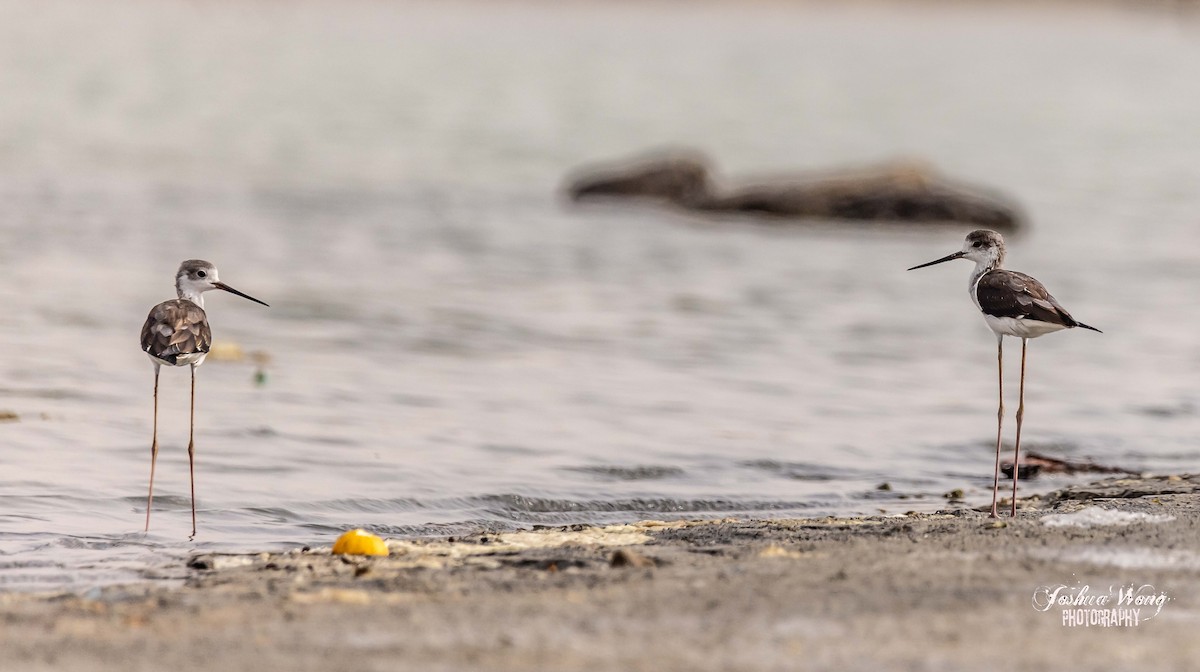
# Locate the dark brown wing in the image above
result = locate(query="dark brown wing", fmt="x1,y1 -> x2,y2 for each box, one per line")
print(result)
140,299 -> 211,365
976,270 -> 1081,328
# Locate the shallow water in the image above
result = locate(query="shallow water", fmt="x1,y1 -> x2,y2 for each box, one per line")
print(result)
1,1 -> 1199,591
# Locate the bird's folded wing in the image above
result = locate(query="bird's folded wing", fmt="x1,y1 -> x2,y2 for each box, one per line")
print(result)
141,300 -> 212,358
976,270 -> 1078,327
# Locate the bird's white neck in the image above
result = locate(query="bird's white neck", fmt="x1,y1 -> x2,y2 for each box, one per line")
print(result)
968,257 -> 1001,293
176,283 -> 205,307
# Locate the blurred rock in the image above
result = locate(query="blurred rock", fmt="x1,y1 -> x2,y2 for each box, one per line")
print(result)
567,150 -> 713,205
566,149 -> 1023,232
1001,452 -> 1133,479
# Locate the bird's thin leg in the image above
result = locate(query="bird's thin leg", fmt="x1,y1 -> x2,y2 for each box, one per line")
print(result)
1011,338 -> 1028,517
145,364 -> 161,533
990,336 -> 1004,519
188,364 -> 198,539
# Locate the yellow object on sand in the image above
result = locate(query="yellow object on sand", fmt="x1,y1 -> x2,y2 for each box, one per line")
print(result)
207,341 -> 245,362
332,529 -> 389,556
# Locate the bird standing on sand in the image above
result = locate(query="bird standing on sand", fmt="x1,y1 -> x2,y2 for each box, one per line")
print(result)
908,230 -> 1100,518
141,260 -> 268,537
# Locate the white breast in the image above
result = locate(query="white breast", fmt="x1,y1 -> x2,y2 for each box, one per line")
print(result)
145,351 -> 208,368
982,314 -> 1068,339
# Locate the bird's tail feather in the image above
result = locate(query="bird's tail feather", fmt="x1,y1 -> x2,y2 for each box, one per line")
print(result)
1075,322 -> 1102,333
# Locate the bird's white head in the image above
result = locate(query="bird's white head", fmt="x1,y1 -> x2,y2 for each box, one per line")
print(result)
175,260 -> 220,304
175,259 -> 269,308
960,229 -> 1006,267
907,229 -> 1006,273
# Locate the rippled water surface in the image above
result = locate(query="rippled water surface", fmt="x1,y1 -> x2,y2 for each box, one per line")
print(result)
2,1 -> 1199,591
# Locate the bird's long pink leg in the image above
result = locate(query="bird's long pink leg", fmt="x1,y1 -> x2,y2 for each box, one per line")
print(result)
145,365 -> 161,532
990,336 -> 1004,519
188,364 -> 198,539
1011,338 -> 1028,517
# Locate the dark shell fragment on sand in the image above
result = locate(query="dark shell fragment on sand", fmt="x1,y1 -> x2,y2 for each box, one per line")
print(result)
1001,452 -> 1134,480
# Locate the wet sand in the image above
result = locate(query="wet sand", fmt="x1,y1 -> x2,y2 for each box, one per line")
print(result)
3,475 -> 1199,671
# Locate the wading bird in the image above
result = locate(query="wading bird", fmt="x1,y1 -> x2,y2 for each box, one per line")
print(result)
908,230 -> 1100,517
141,260 -> 268,537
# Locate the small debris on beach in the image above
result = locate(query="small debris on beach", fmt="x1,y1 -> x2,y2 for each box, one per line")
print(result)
610,549 -> 655,568
251,350 -> 271,386
758,545 -> 810,560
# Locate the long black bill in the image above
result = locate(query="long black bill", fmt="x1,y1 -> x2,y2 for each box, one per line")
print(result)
213,281 -> 270,307
907,251 -> 964,271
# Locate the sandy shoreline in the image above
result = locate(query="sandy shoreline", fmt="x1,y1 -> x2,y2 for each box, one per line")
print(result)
3,475 -> 1199,671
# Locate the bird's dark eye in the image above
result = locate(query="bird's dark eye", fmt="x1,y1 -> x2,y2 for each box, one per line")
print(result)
197,270 -> 207,278
972,241 -> 983,248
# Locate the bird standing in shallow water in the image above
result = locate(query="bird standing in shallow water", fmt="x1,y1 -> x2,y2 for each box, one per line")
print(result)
908,230 -> 1100,518
141,260 -> 268,537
